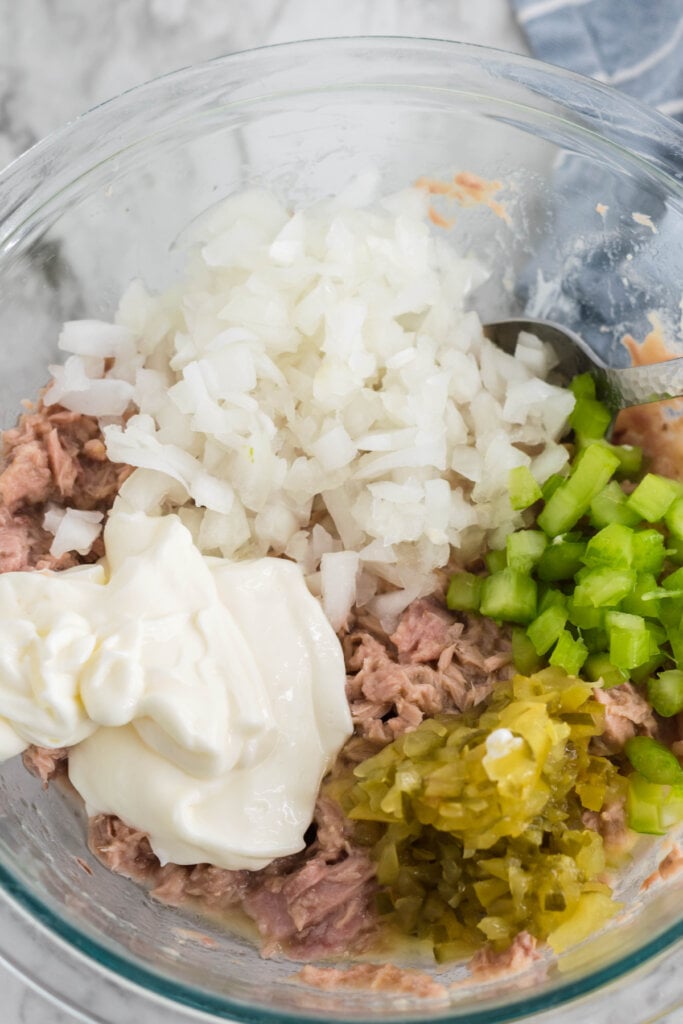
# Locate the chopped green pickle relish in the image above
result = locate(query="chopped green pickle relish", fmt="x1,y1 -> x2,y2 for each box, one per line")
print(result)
338,668 -> 622,959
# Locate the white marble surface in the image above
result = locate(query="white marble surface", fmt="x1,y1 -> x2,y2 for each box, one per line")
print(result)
0,1 -> 681,1022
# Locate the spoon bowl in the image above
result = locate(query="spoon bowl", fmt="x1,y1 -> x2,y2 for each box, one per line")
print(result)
484,317 -> 683,414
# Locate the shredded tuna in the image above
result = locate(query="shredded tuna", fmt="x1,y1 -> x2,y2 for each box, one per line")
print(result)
469,931 -> 541,979
344,601 -> 512,745
582,798 -> 633,855
88,796 -> 377,960
293,962 -> 448,999
0,400 -> 131,570
592,683 -> 658,754
22,745 -> 69,786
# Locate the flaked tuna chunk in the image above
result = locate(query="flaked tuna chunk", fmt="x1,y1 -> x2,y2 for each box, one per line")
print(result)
88,814 -> 161,883
243,850 -> 377,959
0,439 -> 51,507
592,683 -> 658,754
344,602 -> 512,745
582,798 -> 633,855
469,931 -> 541,979
390,598 -> 463,664
22,745 -> 69,786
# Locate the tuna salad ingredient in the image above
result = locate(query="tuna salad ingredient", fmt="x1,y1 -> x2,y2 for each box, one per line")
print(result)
0,510 -> 350,869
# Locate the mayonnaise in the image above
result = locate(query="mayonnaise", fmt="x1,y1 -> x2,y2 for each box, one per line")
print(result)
0,512 -> 351,870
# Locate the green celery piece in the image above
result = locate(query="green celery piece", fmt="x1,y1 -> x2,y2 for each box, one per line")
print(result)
537,444 -> 621,537
446,572 -> 482,613
572,568 -> 636,608
582,523 -> 634,570
548,629 -> 588,675
570,373 -> 596,400
511,627 -> 543,675
486,548 -> 507,574
609,624 -> 653,671
569,395 -> 611,441
627,773 -> 667,835
589,481 -> 641,529
632,530 -> 667,574
508,466 -> 542,511
610,443 -> 643,480
666,536 -> 683,566
580,627 -> 609,653
662,566 -> 683,592
621,573 -> 660,620
625,737 -> 683,786
538,587 -> 568,614
630,652 -> 667,686
480,569 -> 537,624
527,605 -> 568,656
665,496 -> 683,541
626,473 -> 681,522
537,538 -> 586,582
566,599 -> 604,631
542,473 -> 566,502
647,670 -> 683,717
604,610 -> 647,631
583,653 -> 627,689
506,530 -> 547,573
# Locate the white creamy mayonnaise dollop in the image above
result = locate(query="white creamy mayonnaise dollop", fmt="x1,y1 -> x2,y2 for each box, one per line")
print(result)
0,512 -> 351,870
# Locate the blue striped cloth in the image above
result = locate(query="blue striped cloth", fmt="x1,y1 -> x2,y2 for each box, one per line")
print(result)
511,0 -> 683,121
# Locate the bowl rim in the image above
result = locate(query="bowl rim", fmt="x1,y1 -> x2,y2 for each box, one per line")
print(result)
1,33 -> 683,1024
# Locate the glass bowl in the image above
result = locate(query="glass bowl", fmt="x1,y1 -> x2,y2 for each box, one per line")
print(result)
0,36 -> 682,1024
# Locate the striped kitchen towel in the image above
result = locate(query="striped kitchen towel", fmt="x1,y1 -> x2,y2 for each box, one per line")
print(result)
511,0 -> 683,121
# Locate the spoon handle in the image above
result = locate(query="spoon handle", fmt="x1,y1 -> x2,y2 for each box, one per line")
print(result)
604,358 -> 683,410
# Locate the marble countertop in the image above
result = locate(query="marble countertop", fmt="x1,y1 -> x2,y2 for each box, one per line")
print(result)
0,1 -> 681,1021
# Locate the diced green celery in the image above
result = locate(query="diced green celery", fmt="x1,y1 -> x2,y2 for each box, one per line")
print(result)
610,443 -> 644,480
580,627 -> 609,653
549,630 -> 588,675
508,466 -> 542,511
609,623 -> 652,671
626,473 -> 681,522
630,653 -> 667,685
573,568 -> 636,608
582,523 -> 634,570
446,572 -> 483,613
537,445 -> 621,537
537,538 -> 586,581
666,536 -> 683,566
627,773 -> 667,835
647,670 -> 683,717
621,573 -> 660,619
589,481 -> 641,529
625,737 -> 683,786
512,627 -> 543,675
570,373 -> 596,400
632,530 -> 667,574
480,569 -> 537,624
662,566 -> 683,592
660,786 -> 683,829
566,599 -> 604,631
538,587 -> 568,614
506,530 -> 547,573
569,395 -> 611,441
667,626 -> 683,667
527,605 -> 568,656
542,473 -> 566,502
486,549 -> 507,574
604,610 -> 646,631
665,496 -> 683,541
583,653 -> 628,689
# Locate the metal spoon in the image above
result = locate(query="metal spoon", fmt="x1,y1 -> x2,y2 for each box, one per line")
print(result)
483,317 -> 683,415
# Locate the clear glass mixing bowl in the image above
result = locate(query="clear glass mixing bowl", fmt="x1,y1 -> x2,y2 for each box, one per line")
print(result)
0,36 -> 682,1024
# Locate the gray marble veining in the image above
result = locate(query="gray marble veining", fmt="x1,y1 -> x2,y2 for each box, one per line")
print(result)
0,2 -> 680,1022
